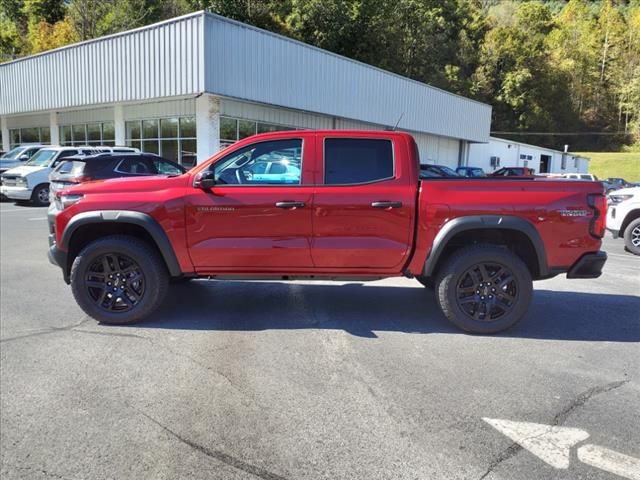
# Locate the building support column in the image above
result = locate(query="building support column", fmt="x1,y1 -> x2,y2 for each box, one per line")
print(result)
49,111 -> 59,145
1,116 -> 9,152
114,105 -> 125,146
196,93 -> 220,164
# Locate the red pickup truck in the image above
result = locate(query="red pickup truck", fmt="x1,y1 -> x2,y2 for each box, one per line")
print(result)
48,130 -> 607,333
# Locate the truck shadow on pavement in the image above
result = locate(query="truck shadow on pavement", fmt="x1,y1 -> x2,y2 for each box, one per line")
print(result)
134,281 -> 640,342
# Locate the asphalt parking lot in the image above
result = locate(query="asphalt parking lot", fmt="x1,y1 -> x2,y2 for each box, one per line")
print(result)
1,202 -> 639,480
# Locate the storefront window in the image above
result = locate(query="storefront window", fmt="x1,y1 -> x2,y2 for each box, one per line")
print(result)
59,122 -> 115,146
220,116 -> 296,148
8,127 -> 51,148
125,116 -> 196,165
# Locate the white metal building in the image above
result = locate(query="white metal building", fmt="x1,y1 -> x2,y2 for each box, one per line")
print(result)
0,11 -> 492,168
468,136 -> 589,174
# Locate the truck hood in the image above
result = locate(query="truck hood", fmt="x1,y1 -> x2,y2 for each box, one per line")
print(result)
1,165 -> 47,176
65,174 -> 190,195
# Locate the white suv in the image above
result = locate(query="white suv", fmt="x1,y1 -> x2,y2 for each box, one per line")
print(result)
606,186 -> 640,255
0,146 -> 96,206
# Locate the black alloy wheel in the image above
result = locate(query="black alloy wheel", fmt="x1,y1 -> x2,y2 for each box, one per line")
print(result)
435,244 -> 533,334
86,253 -> 145,312
455,262 -> 517,322
70,235 -> 169,324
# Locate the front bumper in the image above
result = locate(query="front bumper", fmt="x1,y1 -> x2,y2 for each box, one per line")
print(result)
0,185 -> 32,200
566,251 -> 607,279
47,205 -> 70,283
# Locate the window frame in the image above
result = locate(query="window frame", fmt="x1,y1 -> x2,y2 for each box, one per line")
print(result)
321,137 -> 396,187
205,138 -> 305,188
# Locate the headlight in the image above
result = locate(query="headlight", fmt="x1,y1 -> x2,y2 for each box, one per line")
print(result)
54,193 -> 83,210
608,194 -> 633,205
15,176 -> 27,186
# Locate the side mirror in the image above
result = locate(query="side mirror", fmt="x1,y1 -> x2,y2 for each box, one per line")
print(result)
195,171 -> 216,190
19,154 -> 29,161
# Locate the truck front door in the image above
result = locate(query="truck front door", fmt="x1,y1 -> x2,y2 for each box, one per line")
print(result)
185,137 -> 315,271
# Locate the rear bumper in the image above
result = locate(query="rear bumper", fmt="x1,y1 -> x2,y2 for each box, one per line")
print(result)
566,251 -> 607,279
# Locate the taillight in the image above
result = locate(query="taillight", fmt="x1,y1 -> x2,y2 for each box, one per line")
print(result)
588,194 -> 606,238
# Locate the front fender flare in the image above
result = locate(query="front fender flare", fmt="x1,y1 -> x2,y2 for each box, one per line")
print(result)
60,210 -> 182,277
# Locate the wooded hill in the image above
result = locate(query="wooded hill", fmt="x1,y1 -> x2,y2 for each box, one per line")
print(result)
1,0 -> 638,152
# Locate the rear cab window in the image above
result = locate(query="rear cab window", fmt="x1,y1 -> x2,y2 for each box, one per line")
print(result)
323,138 -> 394,185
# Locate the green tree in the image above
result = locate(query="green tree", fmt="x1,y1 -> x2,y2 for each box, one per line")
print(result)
472,2 -> 578,147
22,0 -> 65,24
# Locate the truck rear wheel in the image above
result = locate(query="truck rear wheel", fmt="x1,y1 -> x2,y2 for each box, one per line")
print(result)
435,244 -> 532,334
70,235 -> 169,325
623,218 -> 640,255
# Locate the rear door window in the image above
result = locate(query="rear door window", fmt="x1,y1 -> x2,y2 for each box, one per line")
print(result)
324,138 -> 394,185
116,157 -> 156,175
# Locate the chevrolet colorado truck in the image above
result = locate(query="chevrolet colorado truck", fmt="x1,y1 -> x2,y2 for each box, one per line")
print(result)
48,130 -> 607,333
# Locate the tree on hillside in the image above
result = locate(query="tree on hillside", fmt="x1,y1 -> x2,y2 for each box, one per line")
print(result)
472,2 -> 578,147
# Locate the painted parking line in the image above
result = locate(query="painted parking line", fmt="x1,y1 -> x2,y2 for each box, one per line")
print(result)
484,418 -> 640,479
578,444 -> 640,480
607,252 -> 640,260
0,209 -> 46,214
27,217 -> 47,221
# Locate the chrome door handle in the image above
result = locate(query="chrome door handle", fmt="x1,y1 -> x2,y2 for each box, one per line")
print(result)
275,201 -> 306,209
371,201 -> 403,209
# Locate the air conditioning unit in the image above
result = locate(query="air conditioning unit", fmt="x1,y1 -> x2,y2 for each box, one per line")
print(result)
490,156 -> 500,167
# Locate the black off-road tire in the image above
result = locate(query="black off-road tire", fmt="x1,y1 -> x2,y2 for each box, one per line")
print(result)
31,184 -> 50,206
435,244 -> 533,334
70,235 -> 169,325
415,275 -> 434,289
623,217 -> 640,256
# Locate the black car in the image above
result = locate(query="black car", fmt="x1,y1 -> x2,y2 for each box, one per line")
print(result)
49,153 -> 186,199
456,166 -> 486,177
602,177 -> 635,194
419,164 -> 460,178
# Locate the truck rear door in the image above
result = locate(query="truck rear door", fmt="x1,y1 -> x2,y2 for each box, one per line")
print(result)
311,134 -> 415,270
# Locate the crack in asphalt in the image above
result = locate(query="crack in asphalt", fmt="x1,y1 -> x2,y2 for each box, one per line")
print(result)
1,462 -> 75,480
0,318 -> 91,343
2,321 -> 253,401
552,380 -> 629,426
134,408 -> 290,480
478,379 -> 630,480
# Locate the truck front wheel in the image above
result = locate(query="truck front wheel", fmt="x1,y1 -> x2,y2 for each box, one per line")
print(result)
70,235 -> 169,325
435,245 -> 533,334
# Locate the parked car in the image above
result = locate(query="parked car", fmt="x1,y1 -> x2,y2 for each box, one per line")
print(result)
419,164 -> 460,178
601,177 -> 633,194
48,130 -> 607,334
49,152 -> 186,200
606,186 -> 640,255
456,166 -> 486,177
490,167 -> 535,176
0,144 -> 46,174
562,173 -> 598,181
1,146 -> 96,206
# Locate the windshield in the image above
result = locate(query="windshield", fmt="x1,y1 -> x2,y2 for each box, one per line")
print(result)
1,146 -> 27,160
25,149 -> 57,167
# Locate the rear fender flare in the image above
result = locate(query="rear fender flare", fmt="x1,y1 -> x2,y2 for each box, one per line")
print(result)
423,215 -> 548,278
